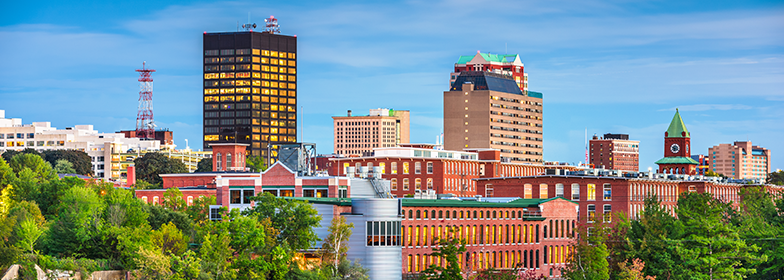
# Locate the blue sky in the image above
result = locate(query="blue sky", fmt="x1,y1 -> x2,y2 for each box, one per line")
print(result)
1,0 -> 783,172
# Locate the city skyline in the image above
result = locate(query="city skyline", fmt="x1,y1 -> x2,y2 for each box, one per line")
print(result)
1,0 -> 782,171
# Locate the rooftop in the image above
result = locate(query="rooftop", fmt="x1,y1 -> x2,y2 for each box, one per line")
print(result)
450,71 -> 523,95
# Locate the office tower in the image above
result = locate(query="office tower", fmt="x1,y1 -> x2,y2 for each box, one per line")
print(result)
202,23 -> 297,160
589,133 -> 640,172
708,141 -> 770,180
450,52 -> 528,92
333,108 -> 410,156
444,71 -> 543,163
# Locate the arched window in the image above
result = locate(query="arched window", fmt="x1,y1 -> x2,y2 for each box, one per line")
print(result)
216,153 -> 222,171
431,210 -> 436,219
227,153 -> 232,169
141,196 -> 148,203
416,210 -> 421,219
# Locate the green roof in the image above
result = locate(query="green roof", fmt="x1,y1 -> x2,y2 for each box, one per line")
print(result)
665,109 -> 690,138
456,53 -> 519,65
286,197 -> 576,208
655,156 -> 699,165
528,91 -> 543,99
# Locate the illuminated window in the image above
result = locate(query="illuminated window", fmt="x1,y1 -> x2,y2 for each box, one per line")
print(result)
391,179 -> 397,190
403,162 -> 409,174
415,179 -> 421,190
219,72 -> 235,79
603,205 -> 612,223
204,73 -> 219,79
391,162 -> 398,174
204,89 -> 219,95
403,178 -> 409,190
524,184 -> 532,199
540,184 -> 548,199
587,205 -> 596,222
587,184 -> 596,201
204,135 -> 219,141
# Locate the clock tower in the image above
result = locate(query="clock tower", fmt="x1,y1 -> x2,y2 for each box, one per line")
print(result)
655,109 -> 699,174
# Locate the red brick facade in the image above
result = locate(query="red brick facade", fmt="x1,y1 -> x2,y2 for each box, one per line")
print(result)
400,198 -> 577,277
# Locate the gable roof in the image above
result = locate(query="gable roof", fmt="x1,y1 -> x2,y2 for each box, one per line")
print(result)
666,109 -> 690,138
456,53 -> 521,65
261,161 -> 295,175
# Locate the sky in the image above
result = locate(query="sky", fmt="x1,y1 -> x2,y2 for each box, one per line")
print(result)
1,0 -> 783,172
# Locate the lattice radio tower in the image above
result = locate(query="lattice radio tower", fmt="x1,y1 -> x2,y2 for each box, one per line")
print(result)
135,62 -> 156,140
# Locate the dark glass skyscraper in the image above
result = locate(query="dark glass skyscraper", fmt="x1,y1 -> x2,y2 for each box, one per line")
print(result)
203,31 -> 297,159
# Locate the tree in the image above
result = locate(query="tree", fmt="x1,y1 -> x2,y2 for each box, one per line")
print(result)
15,219 -> 43,254
145,204 -> 193,233
562,225 -> 610,280
419,228 -> 467,280
195,158 -> 212,173
246,156 -> 267,172
675,192 -> 763,279
41,150 -> 93,176
186,195 -> 216,224
617,259 -> 655,280
134,246 -> 173,279
43,186 -> 106,258
0,156 -> 17,191
244,193 -> 322,251
199,232 -> 235,280
53,159 -> 77,174
733,186 -> 783,279
626,195 -> 685,280
767,170 -> 784,185
134,152 -> 188,187
162,188 -> 187,211
321,216 -> 354,275
152,221 -> 188,256
1,148 -> 40,163
704,170 -> 725,178
170,250 -> 205,280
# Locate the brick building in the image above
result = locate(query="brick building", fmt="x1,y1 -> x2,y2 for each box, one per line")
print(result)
328,145 -> 579,198
656,109 -> 698,174
444,71 -> 544,164
300,196 -> 577,278
333,108 -> 410,157
708,141 -> 771,180
589,133 -> 639,172
475,174 -> 764,224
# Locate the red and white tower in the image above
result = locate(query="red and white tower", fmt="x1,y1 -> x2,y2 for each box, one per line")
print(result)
135,62 -> 156,140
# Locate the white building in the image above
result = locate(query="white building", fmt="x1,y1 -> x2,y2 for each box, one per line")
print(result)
0,109 -> 161,179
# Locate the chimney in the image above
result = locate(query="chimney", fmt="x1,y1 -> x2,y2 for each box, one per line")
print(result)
347,110 -> 352,117
127,164 -> 136,187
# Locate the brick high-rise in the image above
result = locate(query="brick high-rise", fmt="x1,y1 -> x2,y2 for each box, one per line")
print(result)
444,71 -> 543,163
332,108 -> 410,157
202,26 -> 297,159
589,133 -> 640,172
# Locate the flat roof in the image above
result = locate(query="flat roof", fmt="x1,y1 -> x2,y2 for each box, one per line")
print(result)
286,196 -> 576,207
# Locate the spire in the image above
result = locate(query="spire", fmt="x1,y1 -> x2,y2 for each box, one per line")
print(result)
665,108 -> 690,138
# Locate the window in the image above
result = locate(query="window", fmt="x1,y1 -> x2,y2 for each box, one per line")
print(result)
216,153 -> 222,171
427,162 -> 433,174
524,184 -> 532,199
243,190 -> 254,204
603,205 -> 612,223
587,205 -> 596,222
391,162 -> 398,174
427,178 -> 433,189
403,179 -> 410,191
415,179 -> 421,190
603,184 -> 612,200
367,221 -> 401,246
555,184 -> 564,198
539,184 -> 548,199
226,153 -> 233,169
403,162 -> 409,174
587,184 -> 596,201
230,190 -> 242,204
571,184 -> 580,200
209,206 -> 222,221
391,179 -> 398,191
415,162 -> 421,174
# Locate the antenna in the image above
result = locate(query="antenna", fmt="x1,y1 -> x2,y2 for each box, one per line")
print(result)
263,15 -> 280,34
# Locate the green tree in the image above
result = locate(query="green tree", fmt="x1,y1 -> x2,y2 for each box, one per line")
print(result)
145,203 -> 193,233
626,195 -> 685,279
562,225 -> 610,280
419,228 -> 467,280
1,148 -> 40,163
53,159 -> 77,174
617,259 -> 655,280
244,193 -> 321,251
767,170 -> 784,185
170,250 -> 205,280
103,187 -> 149,228
246,156 -> 267,172
195,158 -> 212,173
44,186 -> 105,258
321,216 -> 354,275
199,232 -> 235,280
10,152 -> 56,180
35,175 -> 84,218
162,188 -> 187,211
15,219 -> 43,254
733,186 -> 783,279
134,246 -> 173,279
151,221 -> 188,256
704,170 -> 725,178
41,150 -> 93,176
675,192 -> 762,279
186,195 -> 216,224
134,152 -> 188,187
0,156 -> 17,191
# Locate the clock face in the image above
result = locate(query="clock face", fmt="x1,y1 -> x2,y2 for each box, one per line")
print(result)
670,143 -> 680,154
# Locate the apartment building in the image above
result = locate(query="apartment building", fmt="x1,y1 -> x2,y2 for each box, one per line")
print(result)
708,141 -> 771,180
333,108 -> 410,157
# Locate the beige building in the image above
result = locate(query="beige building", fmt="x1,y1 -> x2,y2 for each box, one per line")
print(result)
444,71 -> 543,163
708,141 -> 770,180
333,108 -> 410,156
